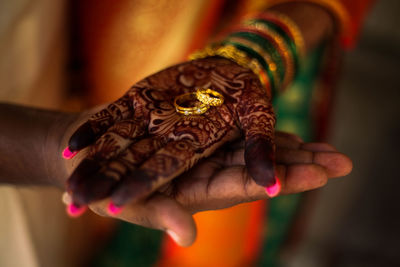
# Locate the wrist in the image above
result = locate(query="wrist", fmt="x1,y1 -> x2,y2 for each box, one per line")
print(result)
269,2 -> 334,51
45,111 -> 79,189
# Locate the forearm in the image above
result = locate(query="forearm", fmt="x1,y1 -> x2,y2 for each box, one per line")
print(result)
0,103 -> 74,188
269,2 -> 334,53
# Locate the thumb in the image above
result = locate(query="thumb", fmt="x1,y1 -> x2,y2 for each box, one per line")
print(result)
91,194 -> 197,247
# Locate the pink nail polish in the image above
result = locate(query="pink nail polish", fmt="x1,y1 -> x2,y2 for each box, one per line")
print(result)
66,204 -> 87,217
107,202 -> 123,215
62,147 -> 78,159
265,177 -> 281,198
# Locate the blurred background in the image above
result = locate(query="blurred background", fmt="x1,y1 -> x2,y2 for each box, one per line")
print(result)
0,0 -> 399,266
287,0 -> 400,266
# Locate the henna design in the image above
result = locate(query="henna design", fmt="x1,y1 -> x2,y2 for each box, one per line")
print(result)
68,95 -> 135,151
67,57 -> 277,205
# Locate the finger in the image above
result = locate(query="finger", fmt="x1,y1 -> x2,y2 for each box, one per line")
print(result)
276,130 -> 303,142
68,137 -> 166,206
301,142 -> 337,152
209,140 -> 345,170
277,164 -> 328,194
88,118 -> 147,160
184,163 -> 328,207
313,152 -> 352,177
275,131 -> 303,149
208,131 -> 302,168
67,95 -> 135,153
238,96 -> 277,193
275,148 -> 352,177
91,194 -> 197,247
110,139 -> 201,206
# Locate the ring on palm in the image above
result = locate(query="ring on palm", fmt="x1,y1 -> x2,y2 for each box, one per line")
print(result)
174,93 -> 210,115
195,88 -> 224,106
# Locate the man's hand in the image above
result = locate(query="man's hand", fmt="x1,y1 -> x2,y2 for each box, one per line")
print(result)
83,131 -> 352,246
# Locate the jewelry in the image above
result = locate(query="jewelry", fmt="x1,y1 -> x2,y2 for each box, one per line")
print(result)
250,12 -> 305,59
189,44 -> 271,97
239,24 -> 295,89
223,36 -> 280,92
245,18 -> 301,74
174,92 -> 210,115
195,88 -> 224,106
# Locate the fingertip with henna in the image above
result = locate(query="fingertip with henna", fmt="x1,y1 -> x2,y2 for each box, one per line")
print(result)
68,122 -> 97,151
66,203 -> 87,217
107,202 -> 123,215
265,176 -> 281,197
245,138 -> 276,186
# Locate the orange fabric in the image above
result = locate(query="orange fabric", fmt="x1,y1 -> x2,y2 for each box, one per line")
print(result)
78,0 -> 208,105
158,201 -> 267,267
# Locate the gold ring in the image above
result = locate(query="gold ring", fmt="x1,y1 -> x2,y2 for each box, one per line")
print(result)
174,93 -> 210,115
195,88 -> 224,106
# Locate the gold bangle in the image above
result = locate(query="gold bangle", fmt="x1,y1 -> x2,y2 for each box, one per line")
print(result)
174,92 -> 210,115
189,44 -> 271,97
195,88 -> 224,106
226,36 -> 281,90
268,12 -> 306,59
243,24 -> 295,89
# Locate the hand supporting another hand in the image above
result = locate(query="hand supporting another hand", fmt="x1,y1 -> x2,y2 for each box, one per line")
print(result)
84,131 -> 352,246
60,57 -> 352,246
65,57 -> 278,208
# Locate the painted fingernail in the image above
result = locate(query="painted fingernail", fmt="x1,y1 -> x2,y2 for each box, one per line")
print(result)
265,177 -> 281,198
66,203 -> 87,217
107,202 -> 123,215
62,147 -> 78,159
166,230 -> 180,245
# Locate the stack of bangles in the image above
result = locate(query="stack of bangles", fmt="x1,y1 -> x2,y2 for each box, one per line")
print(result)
188,11 -> 305,100
175,11 -> 305,116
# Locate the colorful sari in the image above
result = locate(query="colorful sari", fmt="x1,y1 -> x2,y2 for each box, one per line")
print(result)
75,1 -> 374,266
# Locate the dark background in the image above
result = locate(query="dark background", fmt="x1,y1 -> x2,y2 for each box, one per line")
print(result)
286,1 -> 400,266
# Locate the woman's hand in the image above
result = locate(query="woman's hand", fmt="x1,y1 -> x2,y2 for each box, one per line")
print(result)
65,57 -> 278,207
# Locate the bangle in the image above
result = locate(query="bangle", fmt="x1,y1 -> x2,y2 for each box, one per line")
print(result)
245,18 -> 300,76
237,24 -> 295,89
189,11 -> 306,96
189,44 -> 272,97
227,30 -> 286,84
250,12 -> 305,60
222,38 -> 279,94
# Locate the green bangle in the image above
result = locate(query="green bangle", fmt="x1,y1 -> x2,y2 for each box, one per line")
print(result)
222,40 -> 278,96
246,19 -> 300,75
227,31 -> 285,83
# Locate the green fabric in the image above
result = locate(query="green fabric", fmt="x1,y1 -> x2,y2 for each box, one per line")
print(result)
91,222 -> 163,267
257,45 -> 326,267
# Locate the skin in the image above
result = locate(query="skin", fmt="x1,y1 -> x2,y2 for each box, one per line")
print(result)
0,3 -> 347,246
66,57 -> 277,207
0,103 -> 352,247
